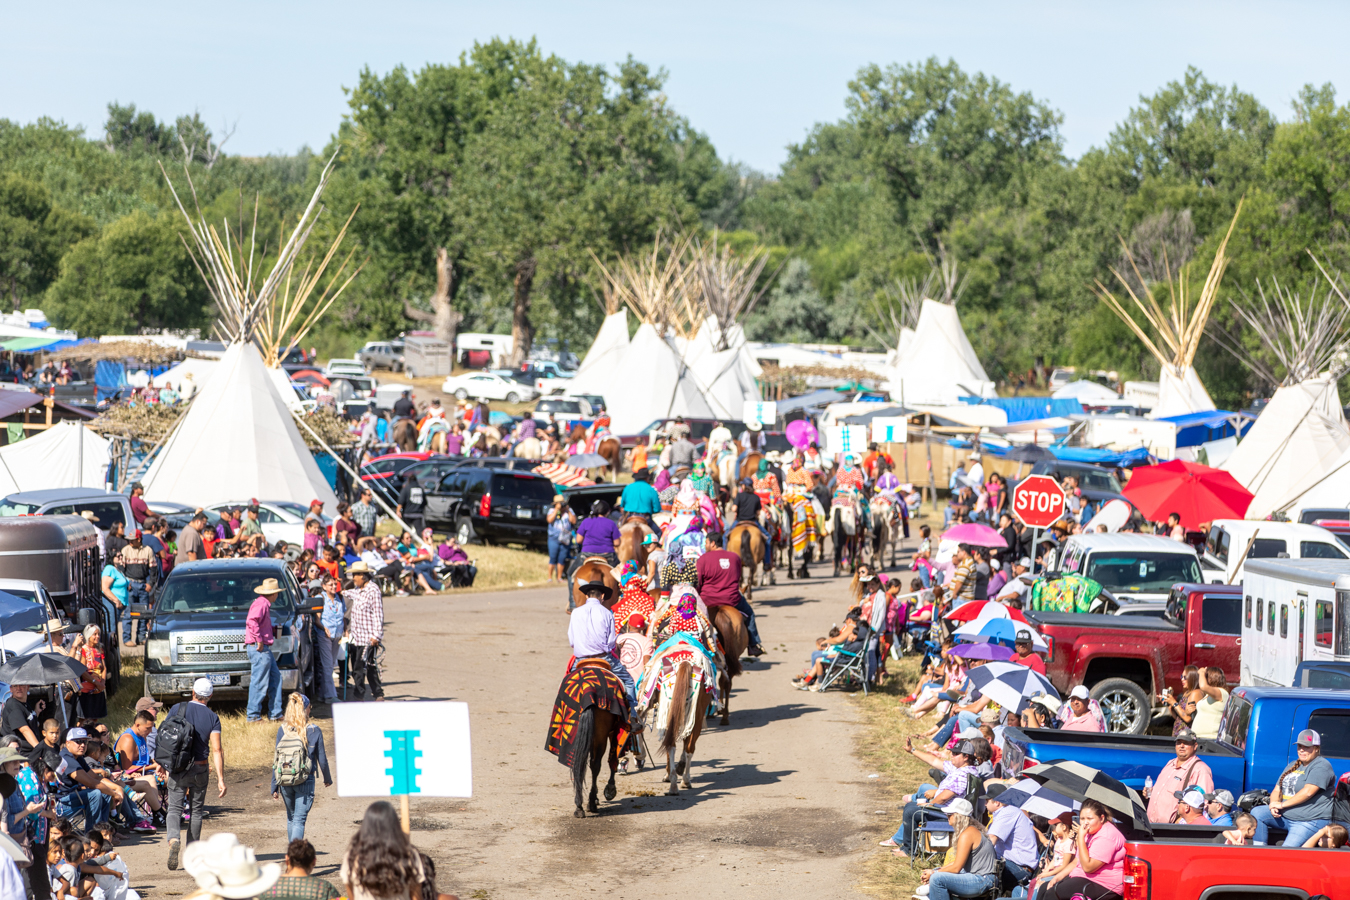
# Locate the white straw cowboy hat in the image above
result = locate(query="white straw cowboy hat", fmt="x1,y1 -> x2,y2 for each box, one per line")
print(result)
253,578 -> 284,596
348,561 -> 373,574
182,833 -> 281,899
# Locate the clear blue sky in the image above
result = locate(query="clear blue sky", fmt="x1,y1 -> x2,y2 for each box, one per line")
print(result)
4,1 -> 1348,173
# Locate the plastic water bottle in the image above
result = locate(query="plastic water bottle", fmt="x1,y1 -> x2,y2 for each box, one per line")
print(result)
1144,775 -> 1153,794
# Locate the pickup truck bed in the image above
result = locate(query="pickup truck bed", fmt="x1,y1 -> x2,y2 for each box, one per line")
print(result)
1125,838 -> 1349,900
1003,726 -> 1244,791
1027,610 -> 1182,633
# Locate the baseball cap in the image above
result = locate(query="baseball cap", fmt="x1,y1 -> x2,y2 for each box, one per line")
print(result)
1069,685 -> 1091,701
985,783 -> 1009,801
952,740 -> 977,757
134,696 -> 163,713
1297,728 -> 1321,747
192,677 -> 215,698
642,533 -> 659,545
956,727 -> 983,740
130,529 -> 142,541
1018,557 -> 1032,568
1015,629 -> 1033,644
1206,789 -> 1235,809
627,613 -> 646,629
1174,728 -> 1198,744
941,798 -> 974,816
1174,787 -> 1207,809
66,727 -> 88,741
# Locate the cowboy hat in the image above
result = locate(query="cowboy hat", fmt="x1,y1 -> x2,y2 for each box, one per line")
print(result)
746,421 -> 762,431
578,578 -> 613,601
80,510 -> 100,525
348,561 -> 373,574
182,833 -> 282,899
253,578 -> 284,596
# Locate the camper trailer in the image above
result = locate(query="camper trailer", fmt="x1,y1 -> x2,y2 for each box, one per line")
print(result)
1240,558 -> 1350,687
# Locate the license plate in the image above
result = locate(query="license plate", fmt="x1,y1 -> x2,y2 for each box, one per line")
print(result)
208,674 -> 231,686
516,509 -> 532,518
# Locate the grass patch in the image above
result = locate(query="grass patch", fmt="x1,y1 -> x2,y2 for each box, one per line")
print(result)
850,655 -> 940,898
372,521 -> 551,593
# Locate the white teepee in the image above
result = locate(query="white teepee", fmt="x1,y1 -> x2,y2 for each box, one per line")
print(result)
141,342 -> 338,509
1222,376 -> 1349,519
0,421 -> 110,493
887,299 -> 995,404
683,314 -> 762,421
605,323 -> 716,434
566,308 -> 630,397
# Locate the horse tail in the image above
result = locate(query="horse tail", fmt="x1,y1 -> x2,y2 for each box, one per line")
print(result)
738,526 -> 754,573
571,705 -> 595,807
663,662 -> 692,752
714,606 -> 745,679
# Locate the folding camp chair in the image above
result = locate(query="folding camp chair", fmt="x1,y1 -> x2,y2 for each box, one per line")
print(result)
907,773 -> 983,870
816,646 -> 868,694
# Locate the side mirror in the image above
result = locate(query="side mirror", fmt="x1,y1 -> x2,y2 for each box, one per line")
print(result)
76,608 -> 97,628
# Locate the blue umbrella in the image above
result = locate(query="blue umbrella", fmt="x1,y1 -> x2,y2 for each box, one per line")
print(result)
965,661 -> 1059,714
954,617 -> 1047,650
948,642 -> 1015,662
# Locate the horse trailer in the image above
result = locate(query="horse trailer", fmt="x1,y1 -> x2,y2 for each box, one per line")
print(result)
1240,558 -> 1350,687
401,336 -> 452,378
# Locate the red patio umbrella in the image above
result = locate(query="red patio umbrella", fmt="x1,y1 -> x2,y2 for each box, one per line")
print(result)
1121,459 -> 1253,528
943,600 -> 1030,624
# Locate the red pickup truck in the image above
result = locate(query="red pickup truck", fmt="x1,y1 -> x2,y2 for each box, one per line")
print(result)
1026,583 -> 1241,734
1124,838 -> 1348,899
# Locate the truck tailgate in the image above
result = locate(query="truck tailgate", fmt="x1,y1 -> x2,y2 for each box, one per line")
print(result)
1125,840 -> 1349,900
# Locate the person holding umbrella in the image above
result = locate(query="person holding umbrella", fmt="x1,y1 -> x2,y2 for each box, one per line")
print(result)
1009,630 -> 1046,675
1041,799 -> 1127,900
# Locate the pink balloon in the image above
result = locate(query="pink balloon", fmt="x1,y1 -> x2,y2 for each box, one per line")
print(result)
786,419 -> 818,449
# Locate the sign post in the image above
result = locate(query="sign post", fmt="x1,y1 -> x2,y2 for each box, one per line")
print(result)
1011,475 -> 1067,575
332,700 -> 473,834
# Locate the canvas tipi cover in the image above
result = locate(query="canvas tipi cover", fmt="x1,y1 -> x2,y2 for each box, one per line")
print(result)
887,299 -> 994,405
0,421 -> 110,493
605,323 -> 716,434
1222,376 -> 1350,519
684,315 -> 761,421
566,309 -> 630,397
1149,365 -> 1216,419
141,342 -> 338,509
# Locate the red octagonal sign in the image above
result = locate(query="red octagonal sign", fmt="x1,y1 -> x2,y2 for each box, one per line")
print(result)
1012,475 -> 1067,528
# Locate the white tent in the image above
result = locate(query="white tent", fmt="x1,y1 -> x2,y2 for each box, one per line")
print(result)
152,357 -> 220,393
1052,380 -> 1125,405
267,366 -> 305,411
141,342 -> 338,509
0,422 -> 110,493
887,299 -> 995,405
1150,365 -> 1215,419
1222,376 -> 1350,519
683,315 -> 762,421
566,309 -> 630,397
605,323 -> 716,434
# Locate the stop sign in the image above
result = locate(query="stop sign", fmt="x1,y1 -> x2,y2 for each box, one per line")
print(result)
1012,475 -> 1067,528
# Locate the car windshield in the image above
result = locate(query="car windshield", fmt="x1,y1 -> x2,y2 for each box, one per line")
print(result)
492,474 -> 556,503
1084,552 -> 1203,593
1067,468 -> 1122,492
156,572 -> 296,615
537,400 -> 581,414
0,500 -> 40,517
271,502 -> 310,519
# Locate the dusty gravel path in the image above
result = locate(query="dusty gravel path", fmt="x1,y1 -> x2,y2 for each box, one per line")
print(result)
117,570 -> 877,899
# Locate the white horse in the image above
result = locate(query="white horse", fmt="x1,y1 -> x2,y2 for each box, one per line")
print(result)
514,436 -> 544,459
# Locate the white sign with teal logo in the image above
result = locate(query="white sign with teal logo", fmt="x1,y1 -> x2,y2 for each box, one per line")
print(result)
870,418 -> 908,444
742,401 -> 777,426
332,700 -> 472,797
826,425 -> 868,458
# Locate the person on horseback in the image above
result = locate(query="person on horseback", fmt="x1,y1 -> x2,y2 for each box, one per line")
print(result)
730,477 -> 772,555
706,421 -> 733,463
697,531 -> 765,656
567,578 -> 637,713
574,501 -> 621,568
688,461 -> 714,496
392,389 -> 414,420
619,467 -> 661,534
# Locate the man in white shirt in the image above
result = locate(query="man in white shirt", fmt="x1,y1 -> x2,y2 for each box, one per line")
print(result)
568,580 -> 635,708
956,453 -> 984,491
995,557 -> 1033,605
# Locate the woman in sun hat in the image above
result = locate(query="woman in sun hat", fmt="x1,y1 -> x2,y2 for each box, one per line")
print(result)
182,833 -> 281,900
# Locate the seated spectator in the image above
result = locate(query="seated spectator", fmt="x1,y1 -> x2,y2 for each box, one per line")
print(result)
1218,812 -> 1258,845
1172,788 -> 1211,825
1204,790 -> 1236,827
1144,728 -> 1213,825
436,537 -> 477,588
1040,799 -> 1127,900
260,839 -> 339,900
880,739 -> 980,857
1059,686 -> 1105,732
984,783 -> 1040,890
917,798 -> 999,900
1249,729 -> 1336,847
1009,631 -> 1046,675
1032,814 -> 1077,898
1302,823 -> 1349,849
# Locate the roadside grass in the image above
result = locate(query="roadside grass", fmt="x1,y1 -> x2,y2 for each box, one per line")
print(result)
851,655 -> 937,898
373,519 -> 552,593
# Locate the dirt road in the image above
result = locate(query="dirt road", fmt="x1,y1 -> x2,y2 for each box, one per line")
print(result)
118,570 -> 878,899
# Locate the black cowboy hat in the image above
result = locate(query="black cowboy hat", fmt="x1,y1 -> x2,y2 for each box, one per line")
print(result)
578,578 -> 613,601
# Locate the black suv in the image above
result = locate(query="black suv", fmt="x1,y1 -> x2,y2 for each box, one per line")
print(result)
424,466 -> 555,549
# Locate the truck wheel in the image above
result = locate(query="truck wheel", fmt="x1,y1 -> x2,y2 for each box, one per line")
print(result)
506,392 -> 520,404
1092,678 -> 1150,734
456,517 -> 476,545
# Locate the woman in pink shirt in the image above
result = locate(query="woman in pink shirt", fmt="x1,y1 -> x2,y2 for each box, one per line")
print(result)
1042,799 -> 1126,900
1060,686 -> 1105,733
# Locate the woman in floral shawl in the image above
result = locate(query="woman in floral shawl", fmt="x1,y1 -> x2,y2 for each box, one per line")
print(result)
612,561 -> 656,634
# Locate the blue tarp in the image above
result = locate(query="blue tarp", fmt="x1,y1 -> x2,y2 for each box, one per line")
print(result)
1048,446 -> 1155,467
94,360 -> 127,392
44,338 -> 93,353
1155,409 -> 1254,448
958,396 -> 1085,423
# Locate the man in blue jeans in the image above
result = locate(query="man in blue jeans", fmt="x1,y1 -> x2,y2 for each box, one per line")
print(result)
245,578 -> 285,722
1249,729 -> 1335,846
53,728 -> 115,826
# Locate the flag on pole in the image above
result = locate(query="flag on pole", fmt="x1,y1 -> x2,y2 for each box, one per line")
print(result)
871,417 -> 908,444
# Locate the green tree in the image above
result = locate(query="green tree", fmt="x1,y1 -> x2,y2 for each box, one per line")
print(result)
0,175 -> 94,311
45,210 -> 209,335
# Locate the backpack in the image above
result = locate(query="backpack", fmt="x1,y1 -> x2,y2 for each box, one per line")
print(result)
273,727 -> 311,787
154,705 -> 197,775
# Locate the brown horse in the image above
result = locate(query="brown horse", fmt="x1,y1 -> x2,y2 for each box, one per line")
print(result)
617,517 -> 651,569
662,660 -> 710,795
596,436 -> 622,478
570,557 -> 619,611
738,451 -> 763,482
727,522 -> 766,601
570,694 -> 623,817
711,605 -> 748,725
391,418 -> 418,451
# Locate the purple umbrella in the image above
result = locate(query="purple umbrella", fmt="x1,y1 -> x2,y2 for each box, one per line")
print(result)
948,642 -> 1015,662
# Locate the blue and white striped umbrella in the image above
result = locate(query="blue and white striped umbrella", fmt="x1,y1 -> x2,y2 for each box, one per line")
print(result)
966,661 -> 1059,714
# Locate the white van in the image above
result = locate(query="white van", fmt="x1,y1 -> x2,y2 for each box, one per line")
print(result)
1240,558 -> 1350,687
1201,520 -> 1346,584
1054,533 -> 1203,604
